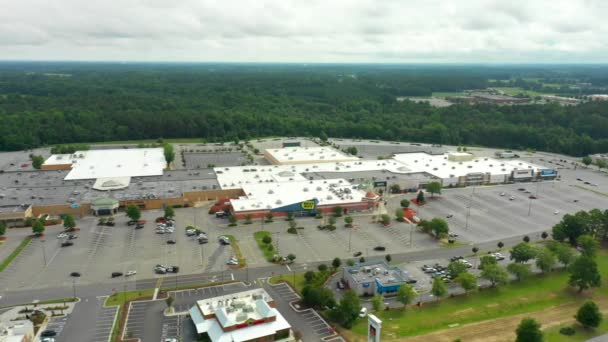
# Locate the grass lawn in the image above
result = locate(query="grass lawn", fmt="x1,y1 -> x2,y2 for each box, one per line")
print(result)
269,270 -> 333,293
0,237 -> 32,272
544,320 -> 608,342
253,231 -> 275,262
350,250 -> 608,339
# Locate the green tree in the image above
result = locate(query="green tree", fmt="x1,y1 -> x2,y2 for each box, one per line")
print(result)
319,132 -> 328,142
447,261 -> 468,278
165,295 -> 174,309
164,206 -> 175,219
395,209 -> 405,222
327,216 -> 337,227
510,242 -> 537,263
431,277 -> 448,301
330,290 -> 360,328
346,259 -> 355,266
456,272 -> 477,293
63,214 -> 76,230
228,215 -> 237,226
396,284 -> 416,310
346,146 -> 358,155
582,156 -> 592,167
391,184 -> 401,194
535,248 -> 556,274
31,155 -> 44,169
479,255 -> 497,270
304,271 -> 315,283
380,214 -> 391,225
262,235 -> 272,245
302,286 -> 335,309
546,241 -> 575,267
0,221 -> 6,237
371,294 -> 384,312
287,254 -> 296,263
400,199 -> 410,207
333,206 -> 343,217
569,256 -> 601,292
481,264 -> 508,287
416,190 -> 425,204
430,217 -> 449,239
576,301 -> 602,329
318,264 -> 328,272
32,220 -> 45,236
552,211 -> 590,245
515,318 -> 543,342
577,234 -> 599,258
426,182 -> 442,198
596,159 -> 608,171
497,241 -> 504,249
126,205 -> 141,222
286,212 -> 294,221
332,257 -> 341,269
507,263 -> 531,281
344,216 -> 353,227
163,143 -> 175,168
385,254 -> 392,263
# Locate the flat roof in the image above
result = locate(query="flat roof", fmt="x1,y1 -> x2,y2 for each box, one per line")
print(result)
265,146 -> 358,164
191,288 -> 291,342
231,178 -> 367,212
63,148 -> 165,180
346,261 -> 407,285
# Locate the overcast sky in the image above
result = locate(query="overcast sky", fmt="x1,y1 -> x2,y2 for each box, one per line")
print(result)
1,0 -> 606,63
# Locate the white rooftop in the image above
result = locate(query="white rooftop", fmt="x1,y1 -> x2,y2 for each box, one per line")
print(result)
265,146 -> 358,164
392,152 -> 545,179
42,153 -> 75,165
61,148 -> 165,180
231,178 -> 367,212
190,288 -> 292,342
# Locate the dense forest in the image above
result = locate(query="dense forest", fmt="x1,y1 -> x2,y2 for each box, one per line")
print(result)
0,62 -> 607,156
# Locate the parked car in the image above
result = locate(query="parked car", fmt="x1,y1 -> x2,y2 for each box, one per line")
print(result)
166,266 -> 180,273
186,229 -> 197,236
373,246 -> 386,251
68,234 -> 78,240
106,221 -> 115,226
167,240 -> 176,245
406,279 -> 418,284
125,270 -> 137,277
359,307 -> 368,317
219,236 -> 231,245
127,220 -> 137,226
215,211 -> 228,218
70,272 -> 81,277
61,241 -> 74,247
509,196 -> 515,201
529,195 -> 537,199
135,224 -> 144,229
198,238 -> 209,244
57,233 -> 68,239
154,265 -> 167,274
446,214 -> 453,218
450,256 -> 464,262
518,188 -> 526,191
42,338 -> 55,342
337,281 -> 345,289
111,272 -> 123,278
40,330 -> 57,337
500,192 -> 506,196
353,251 -> 362,257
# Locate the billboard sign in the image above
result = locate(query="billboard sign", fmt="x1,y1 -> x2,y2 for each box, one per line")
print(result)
301,201 -> 316,210
373,181 -> 387,188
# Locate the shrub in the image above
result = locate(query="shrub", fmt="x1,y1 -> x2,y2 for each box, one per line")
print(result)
400,199 -> 410,208
559,326 -> 575,336
287,227 -> 297,234
262,235 -> 272,244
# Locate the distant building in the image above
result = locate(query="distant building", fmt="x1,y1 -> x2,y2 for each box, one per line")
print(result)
342,261 -> 410,296
189,288 -> 293,342
263,147 -> 358,165
589,94 -> 608,101
494,151 -> 518,159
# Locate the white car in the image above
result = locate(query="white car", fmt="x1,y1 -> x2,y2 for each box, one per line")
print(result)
500,192 -> 506,196
57,233 -> 67,239
554,210 -> 560,215
509,196 -> 515,201
359,307 -> 368,317
125,270 -> 137,277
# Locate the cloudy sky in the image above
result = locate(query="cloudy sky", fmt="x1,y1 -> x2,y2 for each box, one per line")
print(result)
1,0 -> 606,63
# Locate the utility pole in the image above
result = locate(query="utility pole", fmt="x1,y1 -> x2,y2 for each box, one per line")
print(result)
72,279 -> 77,300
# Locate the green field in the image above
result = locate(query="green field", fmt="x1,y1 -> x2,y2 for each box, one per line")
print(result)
270,270 -> 333,293
544,320 -> 608,342
0,237 -> 32,272
350,250 -> 608,339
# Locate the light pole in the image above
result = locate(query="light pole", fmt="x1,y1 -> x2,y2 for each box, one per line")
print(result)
40,239 -> 47,267
465,186 -> 475,230
348,228 -> 352,252
72,279 -> 77,300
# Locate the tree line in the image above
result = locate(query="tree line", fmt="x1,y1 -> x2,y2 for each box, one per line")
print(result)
1,63 -> 608,156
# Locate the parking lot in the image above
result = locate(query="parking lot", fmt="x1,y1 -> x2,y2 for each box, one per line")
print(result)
57,299 -> 117,342
184,151 -> 249,168
0,208 -> 236,291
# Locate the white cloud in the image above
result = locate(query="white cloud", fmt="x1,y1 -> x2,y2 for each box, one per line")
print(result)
0,0 -> 606,62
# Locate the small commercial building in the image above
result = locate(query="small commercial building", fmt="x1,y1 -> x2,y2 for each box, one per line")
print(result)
342,261 -> 410,296
0,205 -> 32,227
189,288 -> 293,342
0,321 -> 34,342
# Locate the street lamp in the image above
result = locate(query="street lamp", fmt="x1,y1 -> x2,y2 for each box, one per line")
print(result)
348,228 -> 352,252
40,239 -> 47,267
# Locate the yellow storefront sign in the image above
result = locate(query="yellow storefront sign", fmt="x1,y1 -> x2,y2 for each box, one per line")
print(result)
301,201 -> 315,210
